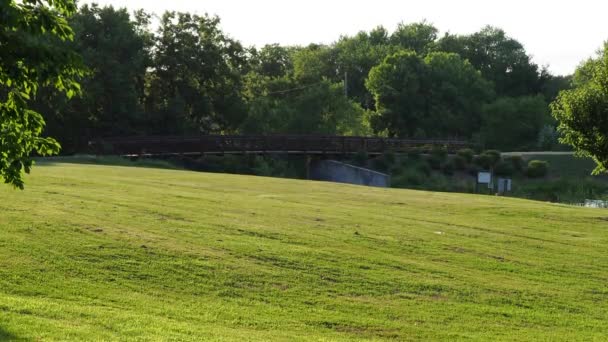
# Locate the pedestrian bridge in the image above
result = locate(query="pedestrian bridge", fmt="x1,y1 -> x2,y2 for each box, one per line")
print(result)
90,135 -> 469,157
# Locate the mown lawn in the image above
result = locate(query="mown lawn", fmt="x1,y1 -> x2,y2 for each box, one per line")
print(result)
0,162 -> 607,341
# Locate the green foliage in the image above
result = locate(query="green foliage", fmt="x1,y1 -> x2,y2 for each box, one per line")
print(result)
415,161 -> 432,176
536,125 -> 562,151
480,96 -> 550,150
427,155 -> 443,170
241,77 -> 370,135
442,161 -> 455,176
526,160 -> 549,178
451,155 -> 468,170
292,44 -> 336,83
551,43 -> 608,174
334,27 -> 396,109
482,150 -> 502,166
456,148 -> 475,163
372,152 -> 398,172
38,4 -> 153,150
0,0 -> 84,188
407,148 -> 422,160
147,12 -> 248,134
390,21 -> 438,54
250,44 -> 295,78
366,51 -> 493,138
14,8 -> 565,164
473,151 -> 501,170
430,146 -> 448,161
437,26 -> 543,97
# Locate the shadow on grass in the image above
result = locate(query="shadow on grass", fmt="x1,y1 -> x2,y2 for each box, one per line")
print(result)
35,155 -> 182,171
0,326 -> 21,341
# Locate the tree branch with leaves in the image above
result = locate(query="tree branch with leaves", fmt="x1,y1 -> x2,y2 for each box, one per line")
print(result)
0,0 -> 83,188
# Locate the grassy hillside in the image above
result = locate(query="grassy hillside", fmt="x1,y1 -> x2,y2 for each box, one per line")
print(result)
1,162 -> 607,341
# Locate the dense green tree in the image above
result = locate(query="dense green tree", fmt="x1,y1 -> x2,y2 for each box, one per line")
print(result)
250,44 -> 295,78
390,21 -> 438,54
438,26 -> 543,97
44,5 -> 152,145
334,27 -> 396,109
365,51 -> 427,137
292,44 -> 337,83
241,74 -> 369,135
551,44 -> 608,174
480,96 -> 549,150
0,0 -> 83,188
541,72 -> 572,101
366,51 -> 493,138
147,12 -> 248,134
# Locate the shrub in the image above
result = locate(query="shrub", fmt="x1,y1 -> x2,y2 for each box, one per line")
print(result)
456,148 -> 475,163
415,161 -> 432,176
442,161 -> 455,176
482,150 -> 502,166
473,154 -> 492,170
526,160 -> 549,178
451,155 -> 468,170
427,155 -> 443,170
431,146 -> 448,161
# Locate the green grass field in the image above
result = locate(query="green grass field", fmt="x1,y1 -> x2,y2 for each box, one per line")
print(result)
1,162 -> 607,341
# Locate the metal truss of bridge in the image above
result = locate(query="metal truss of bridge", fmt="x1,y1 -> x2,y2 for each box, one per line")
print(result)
90,135 -> 469,157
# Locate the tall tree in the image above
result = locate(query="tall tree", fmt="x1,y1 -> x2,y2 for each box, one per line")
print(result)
250,44 -> 295,78
38,4 -> 153,152
480,96 -> 550,150
0,0 -> 83,188
366,51 -> 493,138
438,26 -> 543,97
334,27 -> 395,109
241,73 -> 369,136
390,21 -> 438,54
551,43 -> 608,174
146,12 -> 248,134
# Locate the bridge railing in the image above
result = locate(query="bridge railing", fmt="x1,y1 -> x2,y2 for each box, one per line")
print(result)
89,135 -> 469,156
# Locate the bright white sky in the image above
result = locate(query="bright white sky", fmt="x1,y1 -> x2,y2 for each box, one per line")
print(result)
83,0 -> 607,76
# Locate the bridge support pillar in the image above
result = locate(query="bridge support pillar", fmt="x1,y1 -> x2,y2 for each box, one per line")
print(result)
306,155 -> 312,180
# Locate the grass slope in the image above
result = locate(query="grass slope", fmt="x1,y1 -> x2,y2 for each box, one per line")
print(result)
1,163 -> 607,341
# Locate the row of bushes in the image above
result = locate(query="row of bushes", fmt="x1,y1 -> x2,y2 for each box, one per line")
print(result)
363,148 -> 549,179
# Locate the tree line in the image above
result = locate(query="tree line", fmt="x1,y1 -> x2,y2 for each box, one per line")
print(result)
32,4 -> 572,154
16,1 -> 608,189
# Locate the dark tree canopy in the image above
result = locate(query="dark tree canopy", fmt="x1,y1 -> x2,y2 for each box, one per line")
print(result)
481,96 -> 550,150
366,51 -> 493,138
146,12 -> 248,134
438,26 -> 544,97
42,5 -> 152,147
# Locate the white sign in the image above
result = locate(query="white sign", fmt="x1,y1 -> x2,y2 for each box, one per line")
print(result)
477,172 -> 491,184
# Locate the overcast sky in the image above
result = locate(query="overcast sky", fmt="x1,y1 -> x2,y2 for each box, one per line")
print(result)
83,0 -> 607,76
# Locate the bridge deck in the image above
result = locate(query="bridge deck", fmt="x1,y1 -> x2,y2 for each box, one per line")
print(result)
90,135 -> 469,156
